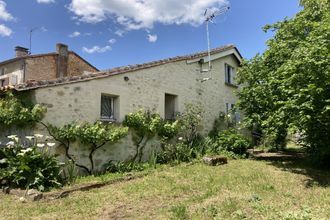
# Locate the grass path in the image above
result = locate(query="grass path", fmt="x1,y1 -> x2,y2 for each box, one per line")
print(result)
0,159 -> 329,219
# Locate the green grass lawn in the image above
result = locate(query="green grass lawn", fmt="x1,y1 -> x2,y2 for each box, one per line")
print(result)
1,159 -> 329,219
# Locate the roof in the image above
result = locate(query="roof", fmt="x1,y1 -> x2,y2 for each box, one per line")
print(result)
0,51 -> 99,71
0,44 -> 241,92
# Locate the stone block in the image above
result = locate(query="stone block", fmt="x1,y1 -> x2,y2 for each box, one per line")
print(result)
202,156 -> 228,166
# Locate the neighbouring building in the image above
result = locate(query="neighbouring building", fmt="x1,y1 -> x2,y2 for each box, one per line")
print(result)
0,43 -> 98,88
0,44 -> 242,171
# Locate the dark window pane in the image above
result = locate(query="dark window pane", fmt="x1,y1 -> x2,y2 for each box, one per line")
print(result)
101,95 -> 114,119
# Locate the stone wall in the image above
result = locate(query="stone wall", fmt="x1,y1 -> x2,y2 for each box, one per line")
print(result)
67,53 -> 98,76
25,53 -> 240,172
25,55 -> 57,81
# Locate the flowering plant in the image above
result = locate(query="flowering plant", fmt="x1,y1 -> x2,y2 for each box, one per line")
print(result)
0,134 -> 62,191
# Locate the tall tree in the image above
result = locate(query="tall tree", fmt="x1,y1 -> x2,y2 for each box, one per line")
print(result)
237,0 -> 330,165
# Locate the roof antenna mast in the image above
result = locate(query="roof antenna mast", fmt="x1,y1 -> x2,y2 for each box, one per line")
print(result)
201,5 -> 230,82
29,27 -> 39,55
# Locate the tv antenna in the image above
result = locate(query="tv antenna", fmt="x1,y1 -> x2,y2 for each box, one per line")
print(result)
29,27 -> 39,55
201,5 -> 230,82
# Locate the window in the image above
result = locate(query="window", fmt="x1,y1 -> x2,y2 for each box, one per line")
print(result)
225,63 -> 235,85
100,94 -> 118,121
165,93 -> 178,120
0,79 -> 5,87
0,68 -> 4,76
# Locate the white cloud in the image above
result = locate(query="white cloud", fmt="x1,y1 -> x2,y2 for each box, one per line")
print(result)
108,38 -> 116,44
82,45 -> 112,53
114,29 -> 125,37
68,31 -> 81,38
68,0 -> 228,30
0,24 -> 12,37
0,1 -> 14,21
147,34 -> 157,43
36,0 -> 55,4
40,26 -> 48,32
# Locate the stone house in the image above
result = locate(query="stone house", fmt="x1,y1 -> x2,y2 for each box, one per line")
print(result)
0,44 -> 242,171
0,43 -> 98,88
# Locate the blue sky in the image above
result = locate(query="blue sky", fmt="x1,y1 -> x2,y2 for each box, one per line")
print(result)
0,0 -> 301,70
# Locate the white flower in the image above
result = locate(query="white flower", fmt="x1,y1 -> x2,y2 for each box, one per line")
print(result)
178,137 -> 183,141
45,136 -> 53,140
7,135 -> 17,139
0,158 -> 7,164
21,148 -> 32,153
37,143 -> 45,148
6,141 -> 14,146
34,134 -> 44,138
47,142 -> 56,147
25,136 -> 35,140
227,114 -> 231,118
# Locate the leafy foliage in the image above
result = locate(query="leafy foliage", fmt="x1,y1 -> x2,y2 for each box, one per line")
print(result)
209,130 -> 251,156
0,136 -> 62,191
46,121 -> 128,174
156,142 -> 194,164
237,0 -> 330,165
0,92 -> 46,128
176,103 -> 204,146
123,110 -> 181,162
78,122 -> 128,173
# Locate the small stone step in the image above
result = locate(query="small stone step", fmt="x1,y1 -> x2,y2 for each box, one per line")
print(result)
202,156 -> 228,166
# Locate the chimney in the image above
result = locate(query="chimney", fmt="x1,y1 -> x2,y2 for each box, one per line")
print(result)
56,43 -> 69,78
15,46 -> 29,57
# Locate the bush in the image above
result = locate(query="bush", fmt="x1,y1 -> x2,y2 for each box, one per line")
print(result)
0,135 -> 62,191
156,142 -> 194,164
210,130 -> 251,155
0,92 -> 46,128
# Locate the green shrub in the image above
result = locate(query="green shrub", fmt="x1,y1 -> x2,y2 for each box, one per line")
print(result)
156,142 -> 194,164
0,92 -> 46,128
210,130 -> 251,155
0,136 -> 62,191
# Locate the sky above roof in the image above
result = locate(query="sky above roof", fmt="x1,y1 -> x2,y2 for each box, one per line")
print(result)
0,0 -> 301,70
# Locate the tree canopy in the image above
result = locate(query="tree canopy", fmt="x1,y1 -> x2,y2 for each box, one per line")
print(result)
237,0 -> 329,165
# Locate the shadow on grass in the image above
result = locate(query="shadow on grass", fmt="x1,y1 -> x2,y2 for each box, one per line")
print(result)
252,152 -> 330,188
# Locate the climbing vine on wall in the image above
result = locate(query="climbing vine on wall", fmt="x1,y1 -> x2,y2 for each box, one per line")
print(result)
123,110 -> 181,162
45,121 -> 128,174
